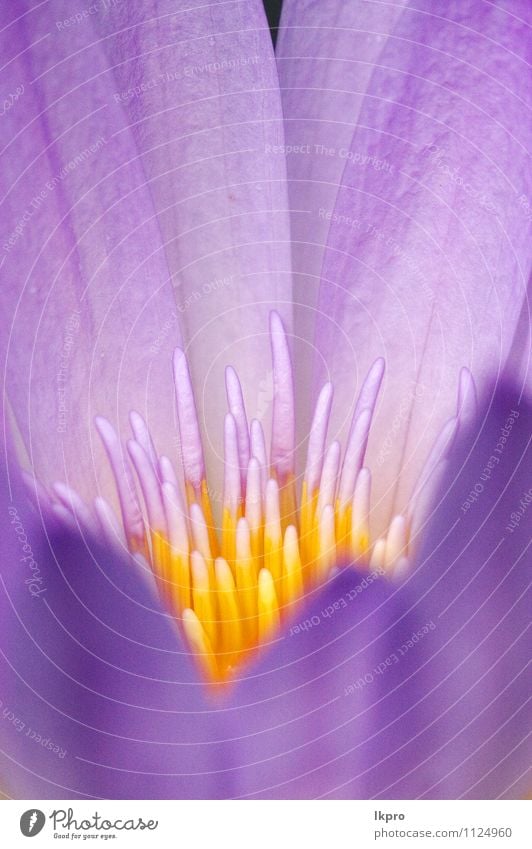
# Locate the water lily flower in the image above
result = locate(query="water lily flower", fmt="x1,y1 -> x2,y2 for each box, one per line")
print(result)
0,0 -> 530,799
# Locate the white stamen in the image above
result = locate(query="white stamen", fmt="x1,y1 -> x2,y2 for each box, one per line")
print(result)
304,382 -> 333,494
173,348 -> 205,491
270,311 -> 295,484
225,366 -> 251,475
317,440 -> 341,515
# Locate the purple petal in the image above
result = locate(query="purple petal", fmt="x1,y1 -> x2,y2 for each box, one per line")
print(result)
276,0 -> 407,423
0,456 -> 232,799
0,2 -> 185,505
91,0 -> 293,496
282,1 -> 531,530
223,381 -> 530,799
505,276 -> 531,393
409,381 -> 531,799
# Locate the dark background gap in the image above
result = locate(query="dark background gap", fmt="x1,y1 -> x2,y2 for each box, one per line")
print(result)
263,0 -> 283,46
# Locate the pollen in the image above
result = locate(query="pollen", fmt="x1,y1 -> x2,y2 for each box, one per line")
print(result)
44,312 -> 475,683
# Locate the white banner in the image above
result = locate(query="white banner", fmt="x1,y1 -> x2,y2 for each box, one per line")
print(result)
0,800 -> 530,848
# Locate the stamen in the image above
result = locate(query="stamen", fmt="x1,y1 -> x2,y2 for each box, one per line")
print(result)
182,608 -> 218,682
159,455 -> 180,489
127,440 -> 167,537
173,348 -> 205,495
244,458 -> 262,560
351,467 -> 371,556
317,441 -> 341,516
94,496 -> 127,552
270,311 -> 295,486
215,557 -> 243,670
129,411 -> 159,477
317,504 -> 336,583
47,314 -> 474,683
189,503 -> 213,566
161,482 -> 188,552
338,358 -> 384,511
282,525 -> 303,614
457,366 -> 477,429
95,417 -> 146,553
416,416 -> 458,497
235,517 -> 257,644
162,482 -> 190,610
353,357 -> 385,420
223,413 -> 241,517
257,568 -> 280,646
191,550 -> 217,648
408,457 -> 448,543
304,382 -> 333,495
250,417 -> 268,490
52,482 -> 99,536
51,502 -> 79,533
264,479 -> 283,583
338,407 -> 374,509
225,366 -> 250,477
384,514 -> 408,570
369,538 -> 387,571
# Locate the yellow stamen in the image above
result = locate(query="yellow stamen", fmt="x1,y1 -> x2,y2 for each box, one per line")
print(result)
215,557 -> 243,669
257,568 -> 280,645
168,547 -> 191,612
133,465 -> 410,683
87,323 -> 454,685
282,524 -> 303,615
191,550 -> 217,648
200,479 -> 219,558
316,505 -> 336,583
182,608 -> 218,682
235,518 -> 258,645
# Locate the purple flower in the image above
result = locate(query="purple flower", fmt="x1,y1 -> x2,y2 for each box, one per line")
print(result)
0,0 -> 530,799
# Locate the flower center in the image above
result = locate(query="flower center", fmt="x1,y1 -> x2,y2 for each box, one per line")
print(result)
46,312 -> 474,684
